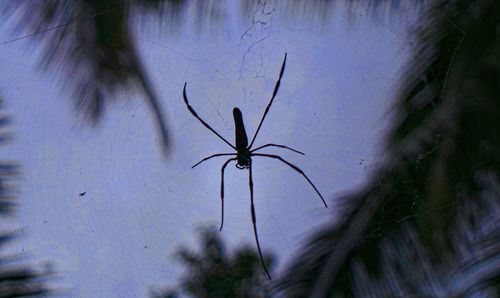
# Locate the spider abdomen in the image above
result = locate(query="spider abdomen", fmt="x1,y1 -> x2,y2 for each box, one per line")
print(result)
233,107 -> 248,151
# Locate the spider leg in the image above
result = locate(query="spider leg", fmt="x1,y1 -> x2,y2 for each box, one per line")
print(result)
192,153 -> 236,168
252,153 -> 328,208
220,157 -> 237,231
248,53 -> 287,149
183,83 -> 236,150
250,143 -> 304,155
249,158 -> 272,280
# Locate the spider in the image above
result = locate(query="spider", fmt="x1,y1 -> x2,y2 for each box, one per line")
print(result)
182,53 -> 327,280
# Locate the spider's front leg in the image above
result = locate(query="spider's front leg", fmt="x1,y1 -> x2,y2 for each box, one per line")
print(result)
183,83 -> 236,150
250,143 -> 305,155
192,153 -> 236,168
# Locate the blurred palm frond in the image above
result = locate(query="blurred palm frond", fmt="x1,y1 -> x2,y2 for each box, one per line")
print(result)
0,233 -> 54,297
3,0 -> 191,153
274,0 -> 500,296
0,96 -> 52,296
352,173 -> 500,297
0,109 -> 16,217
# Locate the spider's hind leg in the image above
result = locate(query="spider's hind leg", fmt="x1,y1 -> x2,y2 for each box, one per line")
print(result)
252,153 -> 328,208
248,158 -> 272,280
220,157 -> 237,231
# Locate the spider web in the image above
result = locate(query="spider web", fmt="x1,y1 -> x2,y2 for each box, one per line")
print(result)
0,2 -> 414,296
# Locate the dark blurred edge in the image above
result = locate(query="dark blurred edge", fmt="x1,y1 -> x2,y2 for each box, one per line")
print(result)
0,96 -> 55,296
273,0 -> 500,297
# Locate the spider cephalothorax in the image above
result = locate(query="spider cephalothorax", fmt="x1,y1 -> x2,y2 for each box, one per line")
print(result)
183,53 -> 327,280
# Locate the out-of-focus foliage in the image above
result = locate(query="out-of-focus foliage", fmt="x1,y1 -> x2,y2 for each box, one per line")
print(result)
0,97 -> 52,296
241,0 -> 418,25
273,0 -> 500,297
3,0 -> 189,153
352,174 -> 500,296
153,226 -> 274,298
0,115 -> 15,216
0,99 -> 18,217
0,233 -> 54,297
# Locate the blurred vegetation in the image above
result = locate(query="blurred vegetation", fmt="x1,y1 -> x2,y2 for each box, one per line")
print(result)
3,0 -> 186,153
0,99 -> 52,296
273,0 -> 500,297
153,226 -> 274,298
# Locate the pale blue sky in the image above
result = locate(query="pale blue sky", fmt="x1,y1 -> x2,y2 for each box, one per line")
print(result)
0,2 -> 413,297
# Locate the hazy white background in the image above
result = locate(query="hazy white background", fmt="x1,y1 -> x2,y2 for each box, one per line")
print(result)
0,2 -> 413,296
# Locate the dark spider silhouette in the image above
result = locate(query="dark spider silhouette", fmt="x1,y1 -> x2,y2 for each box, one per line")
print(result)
182,53 -> 327,280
